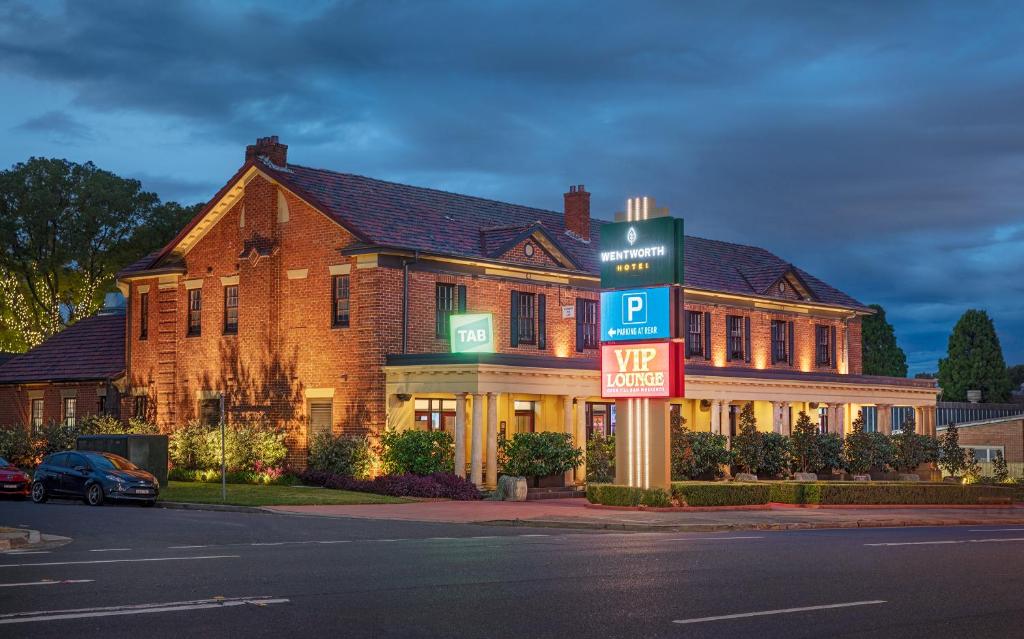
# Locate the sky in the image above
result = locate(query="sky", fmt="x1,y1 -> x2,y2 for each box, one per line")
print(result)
1,0 -> 1022,374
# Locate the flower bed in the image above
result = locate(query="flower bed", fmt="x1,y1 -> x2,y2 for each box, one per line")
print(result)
299,470 -> 481,501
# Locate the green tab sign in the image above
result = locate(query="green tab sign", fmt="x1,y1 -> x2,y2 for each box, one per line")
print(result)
450,313 -> 495,353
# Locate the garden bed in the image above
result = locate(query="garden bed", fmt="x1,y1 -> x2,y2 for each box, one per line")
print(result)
587,481 -> 1016,508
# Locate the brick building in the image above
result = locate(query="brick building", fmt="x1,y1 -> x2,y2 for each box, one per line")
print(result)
938,417 -> 1024,477
0,310 -> 125,430
114,136 -> 938,482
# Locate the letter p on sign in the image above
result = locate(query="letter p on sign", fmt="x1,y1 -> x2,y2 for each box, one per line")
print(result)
623,292 -> 647,325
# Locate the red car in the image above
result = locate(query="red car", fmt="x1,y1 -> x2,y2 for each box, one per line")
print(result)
0,456 -> 32,498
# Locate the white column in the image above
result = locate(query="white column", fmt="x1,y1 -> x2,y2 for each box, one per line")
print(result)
575,397 -> 587,484
710,400 -> 721,435
836,404 -> 847,437
783,402 -> 792,436
486,392 -> 498,487
562,396 -> 574,486
828,405 -> 839,435
720,401 -> 732,449
770,401 -> 782,434
470,393 -> 484,486
454,393 -> 467,478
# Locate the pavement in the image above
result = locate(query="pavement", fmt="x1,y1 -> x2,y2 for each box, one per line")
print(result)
3,496 -> 1024,638
267,498 -> 1024,532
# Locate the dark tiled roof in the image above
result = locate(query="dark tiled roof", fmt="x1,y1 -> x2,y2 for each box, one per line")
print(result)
0,353 -> 17,366
121,157 -> 867,310
0,312 -> 125,384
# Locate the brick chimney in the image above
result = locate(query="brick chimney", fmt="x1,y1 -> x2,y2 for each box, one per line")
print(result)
245,135 -> 288,167
563,184 -> 590,240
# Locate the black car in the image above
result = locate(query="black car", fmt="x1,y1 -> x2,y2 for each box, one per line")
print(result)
32,451 -> 159,506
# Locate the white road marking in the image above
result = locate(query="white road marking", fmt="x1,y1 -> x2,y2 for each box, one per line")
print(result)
669,536 -> 765,541
470,536 -> 498,539
316,540 -> 351,544
0,555 -> 239,568
673,600 -> 887,624
88,548 -> 131,552
0,595 -> 288,625
427,537 -> 456,540
0,579 -> 94,588
1,551 -> 50,555
866,537 -> 1024,547
969,528 -> 1024,532
168,545 -> 209,549
519,534 -> 550,537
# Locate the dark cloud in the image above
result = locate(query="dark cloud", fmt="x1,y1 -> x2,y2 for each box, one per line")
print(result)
1,0 -> 1023,370
16,109 -> 92,141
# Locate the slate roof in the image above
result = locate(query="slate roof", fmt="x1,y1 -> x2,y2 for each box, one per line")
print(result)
120,157 -> 868,310
0,312 -> 125,384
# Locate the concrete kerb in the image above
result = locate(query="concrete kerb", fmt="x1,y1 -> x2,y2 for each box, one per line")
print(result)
157,501 -> 269,514
478,517 -> 1024,533
0,527 -> 71,551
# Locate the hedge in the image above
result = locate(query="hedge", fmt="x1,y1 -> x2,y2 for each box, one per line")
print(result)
673,482 -> 771,506
671,481 -> 1014,506
586,483 -> 671,507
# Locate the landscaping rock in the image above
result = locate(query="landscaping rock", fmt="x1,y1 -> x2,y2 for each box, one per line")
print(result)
852,475 -> 871,482
498,475 -> 528,502
734,473 -> 758,482
793,472 -> 818,482
897,474 -> 921,482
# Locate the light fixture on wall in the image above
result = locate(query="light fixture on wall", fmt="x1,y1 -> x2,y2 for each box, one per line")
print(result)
699,400 -> 711,411
396,393 -> 412,402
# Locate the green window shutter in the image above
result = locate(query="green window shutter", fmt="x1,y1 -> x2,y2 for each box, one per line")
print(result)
537,293 -> 547,350
575,298 -> 585,353
458,285 -> 467,313
704,311 -> 712,360
510,291 -> 520,347
744,316 -> 752,363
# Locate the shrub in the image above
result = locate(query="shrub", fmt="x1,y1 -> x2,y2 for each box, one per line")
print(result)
378,428 -> 454,476
993,450 -> 1010,483
843,411 -> 873,475
168,420 -> 216,470
962,449 -> 983,483
78,414 -> 125,435
891,415 -> 938,472
731,402 -> 764,474
167,467 -> 296,485
671,426 -> 731,480
760,432 -> 793,479
938,422 -> 967,478
499,432 -> 582,478
865,432 -> 895,472
791,411 -> 820,473
168,418 -> 287,473
34,420 -> 80,457
125,418 -> 160,434
300,469 -> 481,500
672,482 -> 771,506
308,431 -> 374,478
586,434 -> 615,483
816,433 -> 844,474
586,483 -> 671,507
0,426 -> 35,468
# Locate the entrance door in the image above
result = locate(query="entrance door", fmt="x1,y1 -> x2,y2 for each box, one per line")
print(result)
586,403 -> 615,440
514,400 -> 535,433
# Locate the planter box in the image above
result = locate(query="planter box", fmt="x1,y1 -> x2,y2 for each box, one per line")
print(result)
531,473 -> 567,489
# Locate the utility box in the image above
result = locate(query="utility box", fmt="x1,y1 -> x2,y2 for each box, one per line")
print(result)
76,434 -> 169,487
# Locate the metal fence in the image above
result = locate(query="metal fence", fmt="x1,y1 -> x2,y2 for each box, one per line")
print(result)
936,402 -> 1024,428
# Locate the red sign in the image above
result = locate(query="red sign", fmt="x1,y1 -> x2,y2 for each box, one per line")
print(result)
601,341 -> 684,399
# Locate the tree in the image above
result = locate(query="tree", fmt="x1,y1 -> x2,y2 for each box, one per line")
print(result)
861,304 -> 908,377
0,158 -> 200,351
843,410 -> 874,475
1007,364 -> 1024,390
790,410 -> 820,473
938,423 -> 967,478
937,309 -> 1012,402
962,449 -> 982,483
731,402 -> 764,474
993,450 -> 1009,483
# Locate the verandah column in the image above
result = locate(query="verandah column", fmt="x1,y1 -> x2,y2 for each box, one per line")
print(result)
836,404 -> 847,437
877,404 -> 892,435
771,401 -> 782,434
562,395 -> 574,486
486,392 -> 498,488
471,393 -> 484,487
574,397 -> 587,484
454,392 -> 467,478
720,401 -> 732,448
710,400 -> 721,435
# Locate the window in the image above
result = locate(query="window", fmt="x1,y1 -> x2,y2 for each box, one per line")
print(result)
961,445 -> 1004,463
579,299 -> 598,350
771,320 -> 789,363
861,406 -> 878,432
435,284 -> 466,339
727,315 -> 746,361
199,398 -> 220,427
517,293 -> 536,344
134,396 -> 148,420
187,289 -> 202,336
687,311 -> 704,357
585,402 -> 615,440
309,400 -> 333,439
414,399 -> 456,432
818,406 -> 829,433
63,397 -> 77,428
98,395 -> 106,414
514,400 -> 536,433
331,275 -> 350,328
139,292 -> 149,340
223,285 -> 238,334
31,399 -> 43,432
816,325 -> 834,366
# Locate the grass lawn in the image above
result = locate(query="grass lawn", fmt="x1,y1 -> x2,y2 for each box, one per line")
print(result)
159,481 -> 411,506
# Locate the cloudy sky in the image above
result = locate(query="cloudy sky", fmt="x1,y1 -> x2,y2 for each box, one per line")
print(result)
1,0 -> 1022,373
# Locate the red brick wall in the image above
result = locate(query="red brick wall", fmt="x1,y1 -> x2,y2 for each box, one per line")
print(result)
0,383 -> 105,428
498,238 -> 563,269
956,419 -> 1024,463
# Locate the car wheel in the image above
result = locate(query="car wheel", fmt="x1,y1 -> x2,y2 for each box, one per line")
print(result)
30,481 -> 47,503
86,484 -> 105,507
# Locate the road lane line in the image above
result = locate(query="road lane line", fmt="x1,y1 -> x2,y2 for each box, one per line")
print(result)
0,580 -> 94,588
969,528 -> 1024,532
316,540 -> 351,544
88,548 -> 131,552
0,555 -> 239,568
0,596 -> 288,625
866,537 -> 1024,547
673,600 -> 886,624
168,545 -> 209,549
1,551 -> 50,555
519,534 -> 550,537
668,536 -> 765,541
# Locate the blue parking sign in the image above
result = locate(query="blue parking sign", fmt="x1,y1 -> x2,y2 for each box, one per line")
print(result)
600,287 -> 673,342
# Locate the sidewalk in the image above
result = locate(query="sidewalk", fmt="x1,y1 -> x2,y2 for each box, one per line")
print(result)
266,499 -> 1024,532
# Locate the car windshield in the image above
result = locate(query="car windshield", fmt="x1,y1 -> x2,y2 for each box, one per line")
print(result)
89,454 -> 138,471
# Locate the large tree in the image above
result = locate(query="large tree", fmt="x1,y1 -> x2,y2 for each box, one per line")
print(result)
0,158 -> 199,351
861,303 -> 908,377
937,309 -> 1013,402
1006,364 -> 1024,390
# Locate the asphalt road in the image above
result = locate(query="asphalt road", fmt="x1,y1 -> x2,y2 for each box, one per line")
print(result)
2,498 -> 1023,638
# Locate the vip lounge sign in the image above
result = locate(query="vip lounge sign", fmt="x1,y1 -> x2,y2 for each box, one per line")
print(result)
600,342 -> 684,398
600,286 -> 679,342
449,313 -> 494,353
599,216 -> 685,289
